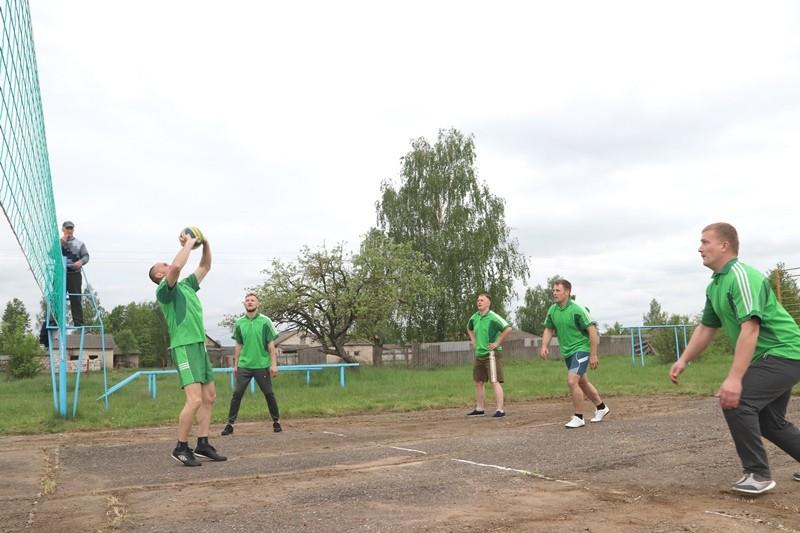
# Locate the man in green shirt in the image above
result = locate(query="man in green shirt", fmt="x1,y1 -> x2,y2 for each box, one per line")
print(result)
149,230 -> 226,467
466,293 -> 512,417
540,279 -> 609,429
671,222 -> 800,494
221,293 -> 282,435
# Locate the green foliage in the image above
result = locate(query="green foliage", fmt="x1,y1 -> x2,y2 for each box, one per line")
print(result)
1,298 -> 32,342
105,302 -> 169,367
650,314 -> 693,364
602,321 -> 626,335
376,128 -> 529,342
516,274 -> 561,335
113,329 -> 138,353
5,332 -> 42,379
767,262 -> 800,324
642,298 -> 668,326
248,233 -> 436,361
76,284 -> 107,327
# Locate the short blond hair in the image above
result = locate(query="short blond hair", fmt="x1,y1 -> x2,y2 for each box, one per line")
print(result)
703,222 -> 739,254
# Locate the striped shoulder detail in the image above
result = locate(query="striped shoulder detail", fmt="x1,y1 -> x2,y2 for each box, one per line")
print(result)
730,262 -> 754,315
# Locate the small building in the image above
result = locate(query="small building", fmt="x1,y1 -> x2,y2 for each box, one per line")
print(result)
44,334 -> 116,372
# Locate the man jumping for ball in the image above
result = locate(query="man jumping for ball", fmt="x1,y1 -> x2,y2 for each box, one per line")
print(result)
540,279 -> 609,428
149,230 -> 226,466
671,223 -> 800,494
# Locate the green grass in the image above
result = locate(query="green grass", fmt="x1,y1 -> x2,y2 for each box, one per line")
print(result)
0,353 -> 785,435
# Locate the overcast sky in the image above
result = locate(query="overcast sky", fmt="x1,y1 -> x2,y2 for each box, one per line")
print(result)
2,1 -> 800,344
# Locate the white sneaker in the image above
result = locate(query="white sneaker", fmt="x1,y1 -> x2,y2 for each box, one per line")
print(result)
564,415 -> 585,428
732,473 -> 776,494
590,405 -> 610,423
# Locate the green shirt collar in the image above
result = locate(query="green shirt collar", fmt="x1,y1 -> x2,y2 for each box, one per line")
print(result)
712,257 -> 739,278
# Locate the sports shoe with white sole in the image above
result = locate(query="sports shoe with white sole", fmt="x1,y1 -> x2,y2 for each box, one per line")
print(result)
590,405 -> 610,423
171,447 -> 201,467
564,415 -> 585,428
793,472 -> 800,482
732,473 -> 776,494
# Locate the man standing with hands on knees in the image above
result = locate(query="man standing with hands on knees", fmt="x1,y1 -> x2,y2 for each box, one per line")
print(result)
221,292 -> 282,436
466,292 -> 512,418
671,222 -> 800,494
149,229 -> 226,466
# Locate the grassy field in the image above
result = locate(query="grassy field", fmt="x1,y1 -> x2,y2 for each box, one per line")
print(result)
0,352 -> 783,435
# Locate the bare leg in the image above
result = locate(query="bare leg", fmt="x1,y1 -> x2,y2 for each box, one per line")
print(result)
491,382 -> 504,411
567,373 -> 584,414
178,383 -> 203,442
474,382 -> 486,411
579,375 -> 602,405
196,381 -> 217,437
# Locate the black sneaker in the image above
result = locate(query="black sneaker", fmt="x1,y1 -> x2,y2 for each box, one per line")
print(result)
194,443 -> 227,462
171,447 -> 201,467
466,409 -> 485,417
221,423 -> 234,436
273,421 -> 283,433
492,410 -> 506,418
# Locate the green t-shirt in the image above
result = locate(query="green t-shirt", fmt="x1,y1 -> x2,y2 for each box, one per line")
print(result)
543,300 -> 596,357
467,310 -> 511,357
701,258 -> 800,361
156,273 -> 206,349
233,313 -> 279,368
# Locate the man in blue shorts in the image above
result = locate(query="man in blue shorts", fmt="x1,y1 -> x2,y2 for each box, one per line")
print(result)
149,230 -> 226,466
540,279 -> 609,428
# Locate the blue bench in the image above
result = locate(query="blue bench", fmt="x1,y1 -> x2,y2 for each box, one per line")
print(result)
97,363 -> 360,401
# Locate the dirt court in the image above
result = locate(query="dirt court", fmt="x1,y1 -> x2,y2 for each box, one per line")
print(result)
1,396 -> 799,532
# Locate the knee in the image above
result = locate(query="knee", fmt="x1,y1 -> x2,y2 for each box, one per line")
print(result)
185,395 -> 203,411
204,391 -> 216,405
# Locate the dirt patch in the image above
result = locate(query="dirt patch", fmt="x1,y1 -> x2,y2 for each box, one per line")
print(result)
1,396 -> 799,532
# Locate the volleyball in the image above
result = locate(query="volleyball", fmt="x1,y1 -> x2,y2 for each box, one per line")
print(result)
182,226 -> 204,249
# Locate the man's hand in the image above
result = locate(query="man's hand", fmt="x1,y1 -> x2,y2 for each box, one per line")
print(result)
669,360 -> 686,384
270,366 -> 279,378
233,366 -> 238,378
539,346 -> 549,360
589,354 -> 599,369
179,232 -> 197,249
72,260 -> 82,269
488,342 -> 498,351
718,376 -> 743,410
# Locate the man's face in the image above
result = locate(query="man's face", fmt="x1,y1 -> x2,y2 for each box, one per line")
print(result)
62,227 -> 74,238
699,229 -> 728,271
243,295 -> 259,312
552,284 -> 569,305
476,295 -> 490,313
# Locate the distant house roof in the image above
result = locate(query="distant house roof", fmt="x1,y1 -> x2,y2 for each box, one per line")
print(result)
52,333 -> 116,350
505,329 -> 540,341
275,329 -> 299,345
205,334 -> 222,348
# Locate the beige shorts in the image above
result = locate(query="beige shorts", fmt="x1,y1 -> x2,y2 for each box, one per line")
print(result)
473,352 -> 504,383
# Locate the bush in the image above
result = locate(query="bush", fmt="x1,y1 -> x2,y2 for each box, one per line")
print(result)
6,333 -> 42,379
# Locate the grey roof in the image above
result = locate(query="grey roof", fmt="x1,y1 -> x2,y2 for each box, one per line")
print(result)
52,333 -> 116,350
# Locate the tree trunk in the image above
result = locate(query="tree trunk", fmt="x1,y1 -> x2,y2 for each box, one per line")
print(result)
372,336 -> 383,367
332,341 -> 358,364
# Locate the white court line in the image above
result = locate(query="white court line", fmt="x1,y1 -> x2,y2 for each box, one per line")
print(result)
387,446 -> 427,455
319,428 -> 576,487
451,458 -> 578,486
